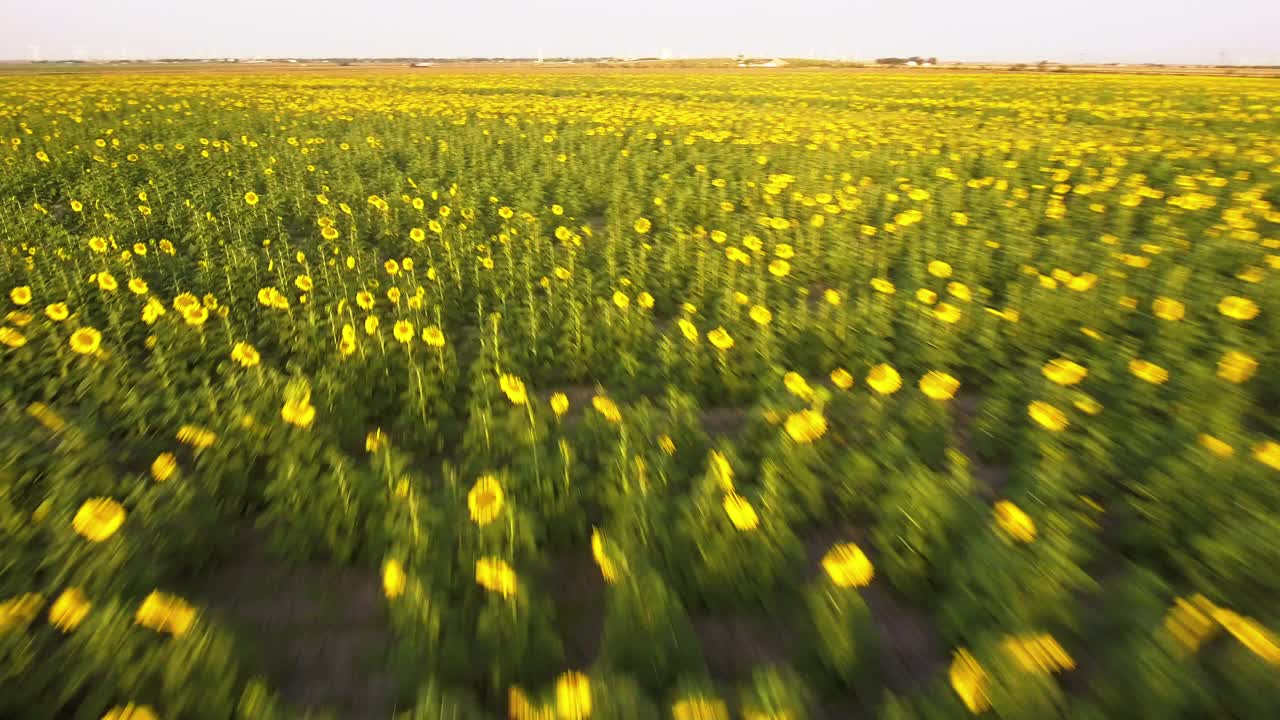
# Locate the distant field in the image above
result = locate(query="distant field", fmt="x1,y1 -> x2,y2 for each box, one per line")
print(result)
4,59 -> 1279,77
2,69 -> 1279,719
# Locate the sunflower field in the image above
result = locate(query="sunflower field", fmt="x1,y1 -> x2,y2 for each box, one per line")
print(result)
2,68 -> 1279,719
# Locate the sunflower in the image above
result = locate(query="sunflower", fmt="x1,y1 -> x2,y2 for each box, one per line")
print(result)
1164,594 -> 1221,653
45,302 -> 69,321
784,409 -> 828,444
866,364 -> 902,395
151,453 -> 177,482
550,392 -> 569,417
919,371 -> 960,400
830,367 -> 854,390
1237,266 -> 1266,283
678,318 -> 700,343
722,492 -> 760,530
612,291 -> 629,309
928,260 -> 953,278
1067,273 -> 1098,292
555,672 -> 592,720
69,327 -> 102,355
73,497 -> 126,542
1128,358 -> 1169,385
933,302 -> 962,324
475,557 -> 518,598
591,529 -> 622,583
128,277 -> 148,295
1198,434 -> 1234,457
1254,440 -> 1280,471
1217,351 -> 1258,384
231,341 -> 260,368
1070,392 -> 1102,415
748,305 -> 772,325
0,327 -> 26,348
9,286 -> 32,306
1218,295 -> 1259,320
1213,608 -> 1280,665
468,475 -> 505,527
824,289 -> 842,305
48,588 -> 91,632
96,272 -> 118,292
672,697 -> 729,720
393,320 -> 414,344
821,543 -> 874,587
173,292 -> 200,313
244,191 -> 259,206
592,395 -> 622,424
783,371 -> 812,399
281,398 -> 316,428
949,649 -> 991,713
499,374 -> 528,405
183,306 -> 209,326
708,450 -> 735,491
134,591 -> 196,636
707,327 -> 734,350
633,217 -> 652,234
1028,401 -> 1068,431
1042,358 -> 1087,386
356,291 -> 375,310
365,316 -> 380,335
382,559 -> 406,599
916,288 -> 938,304
102,705 -> 159,720
1152,296 -> 1185,321
1001,634 -> 1075,673
871,278 -> 896,294
767,259 -> 791,277
0,593 -> 44,632
658,434 -> 677,455
176,424 -> 217,449
421,325 -> 446,347
141,298 -> 166,325
994,500 -> 1036,542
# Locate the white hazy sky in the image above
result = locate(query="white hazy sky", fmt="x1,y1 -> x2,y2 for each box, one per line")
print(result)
3,0 -> 1278,64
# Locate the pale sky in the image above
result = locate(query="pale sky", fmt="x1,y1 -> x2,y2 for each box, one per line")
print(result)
3,0 -> 1278,65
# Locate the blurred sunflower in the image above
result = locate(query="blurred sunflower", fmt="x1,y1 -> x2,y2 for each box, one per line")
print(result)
468,475 -> 505,527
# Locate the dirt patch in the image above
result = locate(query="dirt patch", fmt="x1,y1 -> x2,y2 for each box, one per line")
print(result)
701,406 -> 749,437
950,393 -> 1011,499
194,530 -> 396,719
693,612 -> 794,680
862,585 -> 946,693
544,547 -> 608,668
803,525 -> 945,693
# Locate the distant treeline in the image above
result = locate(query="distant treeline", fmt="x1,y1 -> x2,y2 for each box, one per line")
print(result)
874,57 -> 938,65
